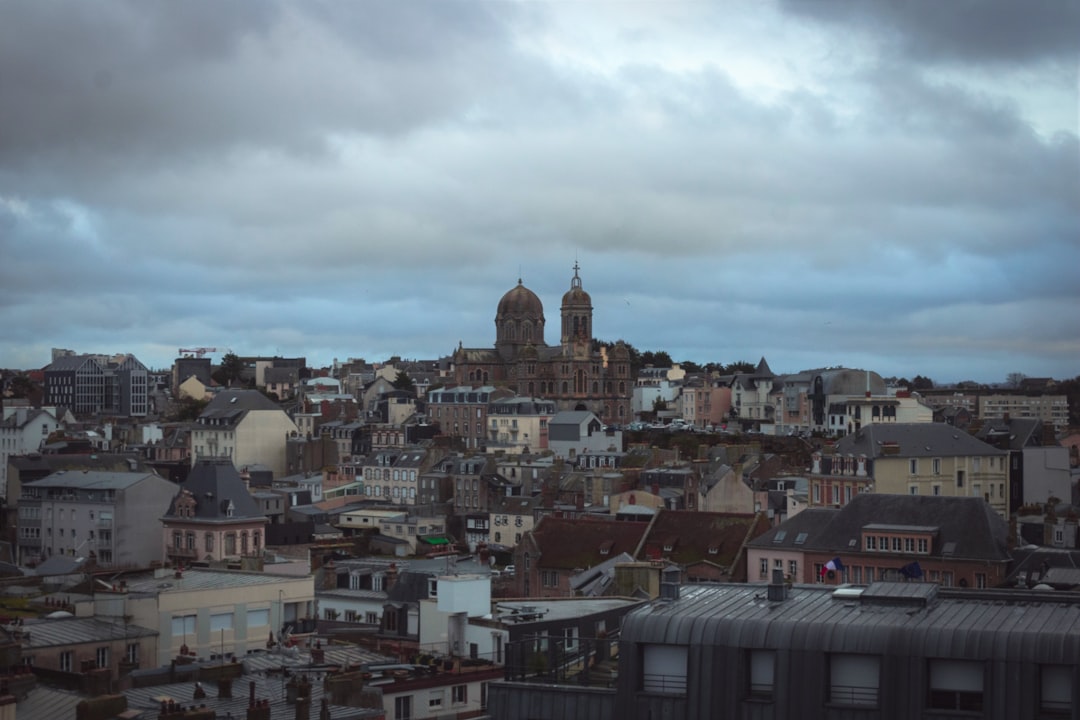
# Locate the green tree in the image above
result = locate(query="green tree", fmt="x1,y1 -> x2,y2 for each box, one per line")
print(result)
168,396 -> 209,422
392,370 -> 416,395
640,350 -> 673,368
680,360 -> 702,373
724,360 -> 756,374
217,352 -> 246,386
6,375 -> 37,398
911,375 -> 935,390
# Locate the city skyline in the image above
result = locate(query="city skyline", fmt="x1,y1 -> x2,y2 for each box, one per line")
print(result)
1,2 -> 1077,383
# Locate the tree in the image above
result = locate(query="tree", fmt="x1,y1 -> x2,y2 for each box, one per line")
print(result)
1006,372 -> 1027,389
5,375 -> 37,398
392,370 -> 416,395
217,352 -> 246,386
640,350 -> 673,368
168,396 -> 209,422
911,375 -> 935,390
724,361 -> 756,374
680,360 -> 703,373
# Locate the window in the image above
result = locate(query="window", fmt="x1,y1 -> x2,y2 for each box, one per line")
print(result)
210,612 -> 233,631
171,614 -> 196,637
748,650 -> 775,699
126,643 -> 138,664
956,470 -> 965,488
865,536 -> 876,551
96,646 -> 109,668
452,684 -> 467,704
247,608 -> 269,627
759,558 -> 768,578
932,458 -> 941,474
641,644 -> 687,694
788,560 -> 797,577
892,537 -> 902,552
394,695 -> 412,720
428,690 -> 444,708
829,654 -> 879,706
1040,665 -> 1072,716
59,651 -> 73,672
917,538 -> 929,553
909,459 -> 918,475
928,659 -> 983,711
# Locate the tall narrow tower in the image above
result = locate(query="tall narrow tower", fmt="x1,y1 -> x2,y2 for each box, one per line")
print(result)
560,262 -> 593,354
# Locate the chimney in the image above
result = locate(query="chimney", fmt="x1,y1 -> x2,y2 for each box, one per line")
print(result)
385,563 -> 398,592
767,569 -> 789,602
218,678 -> 233,699
295,694 -> 311,720
322,559 -> 337,591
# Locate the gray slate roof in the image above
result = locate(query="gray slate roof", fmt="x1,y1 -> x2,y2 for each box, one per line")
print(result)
165,459 -> 264,521
26,470 -> 159,491
749,493 -> 1010,562
198,389 -> 283,426
835,422 -> 1005,458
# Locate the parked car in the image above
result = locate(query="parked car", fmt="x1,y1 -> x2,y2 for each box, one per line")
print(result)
503,565 -> 516,576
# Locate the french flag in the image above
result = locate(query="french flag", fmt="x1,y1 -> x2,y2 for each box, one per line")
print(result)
820,557 -> 845,576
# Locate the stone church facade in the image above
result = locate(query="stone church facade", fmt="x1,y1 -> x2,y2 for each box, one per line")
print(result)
452,264 -> 633,425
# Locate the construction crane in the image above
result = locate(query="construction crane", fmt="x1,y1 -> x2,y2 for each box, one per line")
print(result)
178,347 -> 219,358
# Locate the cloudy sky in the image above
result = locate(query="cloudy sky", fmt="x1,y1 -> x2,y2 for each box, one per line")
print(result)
2,1 -> 1077,384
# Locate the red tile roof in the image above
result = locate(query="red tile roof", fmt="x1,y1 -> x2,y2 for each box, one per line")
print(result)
531,516 -> 650,570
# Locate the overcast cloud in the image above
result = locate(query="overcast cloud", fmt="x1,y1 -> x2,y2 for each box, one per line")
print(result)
1,0 -> 1077,384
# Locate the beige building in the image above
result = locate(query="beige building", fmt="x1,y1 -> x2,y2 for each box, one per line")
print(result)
812,424 -> 1009,517
978,393 -> 1069,430
190,389 -> 298,478
177,375 -> 212,401
120,568 -> 315,667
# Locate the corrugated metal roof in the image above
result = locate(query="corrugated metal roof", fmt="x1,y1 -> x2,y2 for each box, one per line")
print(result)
25,470 -> 158,490
22,617 -> 156,648
621,581 -> 1080,664
12,686 -> 84,720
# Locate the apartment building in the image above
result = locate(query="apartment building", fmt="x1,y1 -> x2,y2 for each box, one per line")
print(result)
43,353 -> 149,417
810,423 -> 1009,517
17,469 -> 175,567
190,389 -> 298,478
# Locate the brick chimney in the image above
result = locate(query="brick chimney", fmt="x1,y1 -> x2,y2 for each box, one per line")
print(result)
385,563 -> 398,592
322,559 -> 337,591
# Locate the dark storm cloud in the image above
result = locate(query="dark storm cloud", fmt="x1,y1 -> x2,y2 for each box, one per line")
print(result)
0,0 -> 521,176
778,0 -> 1080,65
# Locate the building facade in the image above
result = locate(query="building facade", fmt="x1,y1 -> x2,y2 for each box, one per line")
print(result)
452,264 -> 633,426
43,353 -> 149,417
17,470 -> 176,567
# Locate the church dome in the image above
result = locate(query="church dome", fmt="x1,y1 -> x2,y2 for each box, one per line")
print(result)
561,262 -> 592,308
497,280 -> 544,319
561,284 -> 592,307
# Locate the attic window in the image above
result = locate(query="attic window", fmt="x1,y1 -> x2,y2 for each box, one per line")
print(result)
794,532 -> 808,545
707,545 -> 719,555
773,531 -> 787,544
599,540 -> 614,556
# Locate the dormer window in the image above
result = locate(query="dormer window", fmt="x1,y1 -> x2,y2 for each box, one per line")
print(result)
224,500 -> 235,518
707,545 -> 719,555
599,540 -> 614,556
